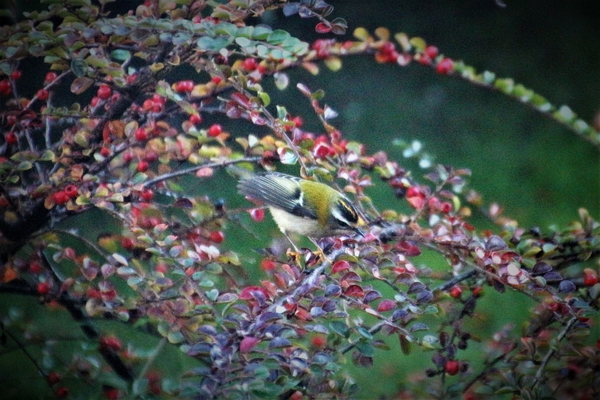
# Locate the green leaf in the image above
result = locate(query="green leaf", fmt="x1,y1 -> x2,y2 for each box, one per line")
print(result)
276,105 -> 288,119
110,49 -> 131,62
330,321 -> 350,337
214,22 -> 237,37
274,72 -> 289,90
251,26 -> 272,40
236,26 -> 254,38
235,36 -> 252,48
15,161 -> 32,171
266,30 -> 290,45
357,326 -> 373,339
257,91 -> 270,106
355,340 -> 374,357
421,335 -> 438,349
424,305 -> 439,314
312,89 -> 325,101
71,58 -> 88,78
167,330 -> 185,344
256,44 -> 269,58
277,147 -> 297,165
39,150 -> 55,161
172,32 -> 191,45
330,17 -> 348,35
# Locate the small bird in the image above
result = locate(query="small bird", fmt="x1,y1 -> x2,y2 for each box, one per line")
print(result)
238,172 -> 365,247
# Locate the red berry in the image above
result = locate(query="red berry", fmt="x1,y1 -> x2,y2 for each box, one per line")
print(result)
5,132 -> 17,144
37,89 -> 49,101
63,247 -> 76,259
135,127 -> 149,141
313,142 -> 333,158
10,70 -> 22,80
45,72 -> 58,83
436,58 -> 454,74
121,237 -> 134,250
140,188 -> 153,201
37,281 -> 51,295
155,263 -> 168,274
151,101 -> 163,112
55,386 -> 69,398
144,150 -> 158,162
174,80 -> 194,93
122,151 -> 134,163
142,99 -> 155,111
292,116 -> 303,128
472,286 -> 483,297
406,186 -> 423,199
242,57 -> 257,71
97,84 -> 112,99
0,79 -> 10,96
151,93 -> 165,104
189,113 -> 202,125
100,147 -> 111,157
450,286 -> 462,299
54,191 -> 69,205
103,387 -> 120,400
418,54 -> 432,65
289,391 -> 304,400
211,76 -> 222,84
425,45 -> 439,59
311,335 -> 326,348
250,208 -> 264,222
47,371 -> 61,385
64,185 -> 78,198
99,335 -> 122,351
260,258 -> 277,271
380,42 -> 396,55
209,231 -> 225,243
445,360 -> 460,375
208,124 -> 222,137
90,96 -> 100,107
441,202 -> 453,213
30,261 -> 43,274
137,161 -> 149,172
583,272 -> 598,286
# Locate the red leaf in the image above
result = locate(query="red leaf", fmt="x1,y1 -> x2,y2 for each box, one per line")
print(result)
315,22 -> 331,34
240,336 -> 260,353
344,284 -> 364,298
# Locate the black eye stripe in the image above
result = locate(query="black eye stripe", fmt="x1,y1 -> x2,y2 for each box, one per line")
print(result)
337,199 -> 358,223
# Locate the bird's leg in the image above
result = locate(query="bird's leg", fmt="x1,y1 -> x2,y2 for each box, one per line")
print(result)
282,231 -> 303,265
308,238 -> 332,264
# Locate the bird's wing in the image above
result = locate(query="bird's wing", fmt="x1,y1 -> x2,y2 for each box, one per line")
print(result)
238,173 -> 317,219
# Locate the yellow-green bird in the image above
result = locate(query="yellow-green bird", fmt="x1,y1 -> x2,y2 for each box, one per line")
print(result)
238,172 -> 365,244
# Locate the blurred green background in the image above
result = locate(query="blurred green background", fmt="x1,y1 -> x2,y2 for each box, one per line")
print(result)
2,0 -> 599,398
266,0 -> 600,229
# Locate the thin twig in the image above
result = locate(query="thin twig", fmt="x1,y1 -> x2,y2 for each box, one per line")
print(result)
142,156 -> 262,188
531,316 -> 578,390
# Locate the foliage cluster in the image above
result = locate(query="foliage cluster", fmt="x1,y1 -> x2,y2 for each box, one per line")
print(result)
0,1 -> 598,399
